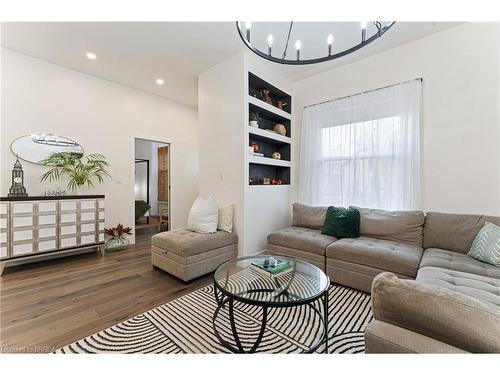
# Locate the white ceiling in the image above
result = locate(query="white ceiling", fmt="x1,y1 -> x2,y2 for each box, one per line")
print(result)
1,22 -> 460,107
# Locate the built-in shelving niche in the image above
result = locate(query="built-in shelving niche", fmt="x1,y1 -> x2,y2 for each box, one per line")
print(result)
249,163 -> 290,186
247,72 -> 292,186
248,102 -> 291,138
248,72 -> 292,115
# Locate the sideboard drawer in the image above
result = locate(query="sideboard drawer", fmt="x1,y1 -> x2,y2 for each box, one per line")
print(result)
38,201 -> 57,212
39,214 -> 56,225
0,245 -> 7,259
38,240 -> 57,252
13,229 -> 33,242
81,200 -> 96,210
60,201 -> 77,211
39,227 -> 56,239
13,216 -> 33,228
60,213 -> 76,223
12,242 -> 33,256
81,234 -> 96,245
12,202 -> 33,214
60,237 -> 77,249
61,225 -> 77,236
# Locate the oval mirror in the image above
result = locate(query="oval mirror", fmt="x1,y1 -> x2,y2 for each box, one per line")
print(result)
11,134 -> 84,165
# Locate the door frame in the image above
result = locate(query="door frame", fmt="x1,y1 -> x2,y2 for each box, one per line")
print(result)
133,137 -> 171,231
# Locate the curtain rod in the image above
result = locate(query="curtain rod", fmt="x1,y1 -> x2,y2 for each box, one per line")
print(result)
304,77 -> 423,109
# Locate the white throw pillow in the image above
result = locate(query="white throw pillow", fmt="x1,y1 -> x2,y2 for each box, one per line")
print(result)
218,204 -> 234,233
187,195 -> 218,234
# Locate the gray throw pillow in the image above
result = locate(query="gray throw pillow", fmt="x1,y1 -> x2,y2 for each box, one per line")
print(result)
467,222 -> 500,267
291,203 -> 327,229
350,206 -> 425,247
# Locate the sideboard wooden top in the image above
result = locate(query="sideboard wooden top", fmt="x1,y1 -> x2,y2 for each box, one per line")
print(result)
0,195 -> 105,202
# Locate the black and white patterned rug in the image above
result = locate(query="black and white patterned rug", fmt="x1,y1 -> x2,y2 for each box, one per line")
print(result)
56,282 -> 372,354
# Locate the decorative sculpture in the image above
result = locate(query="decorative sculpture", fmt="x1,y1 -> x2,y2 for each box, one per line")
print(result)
260,90 -> 273,105
273,123 -> 287,136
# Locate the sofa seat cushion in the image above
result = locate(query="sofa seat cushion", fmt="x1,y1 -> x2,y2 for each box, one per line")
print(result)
417,266 -> 500,308
151,229 -> 238,257
421,248 -> 500,279
267,227 -> 336,256
326,236 -> 423,277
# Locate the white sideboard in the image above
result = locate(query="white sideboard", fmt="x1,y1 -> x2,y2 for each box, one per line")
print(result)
0,195 -> 105,275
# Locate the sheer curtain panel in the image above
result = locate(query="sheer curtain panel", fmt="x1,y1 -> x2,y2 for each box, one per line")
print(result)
298,79 -> 422,210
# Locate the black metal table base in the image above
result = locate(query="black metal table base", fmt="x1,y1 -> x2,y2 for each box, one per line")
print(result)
212,281 -> 329,354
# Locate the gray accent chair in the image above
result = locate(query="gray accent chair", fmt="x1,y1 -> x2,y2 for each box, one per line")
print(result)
151,229 -> 238,282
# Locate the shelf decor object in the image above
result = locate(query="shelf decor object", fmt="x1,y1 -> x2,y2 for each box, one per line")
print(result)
0,195 -> 105,275
237,21 -> 395,65
8,156 -> 28,198
249,112 -> 259,127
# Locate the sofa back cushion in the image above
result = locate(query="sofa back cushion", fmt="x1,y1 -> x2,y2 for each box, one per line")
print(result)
424,212 -> 500,254
291,203 -> 327,230
350,206 -> 425,247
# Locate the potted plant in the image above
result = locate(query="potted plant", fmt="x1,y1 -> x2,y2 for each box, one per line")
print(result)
249,112 -> 259,128
40,152 -> 110,194
104,224 -> 132,251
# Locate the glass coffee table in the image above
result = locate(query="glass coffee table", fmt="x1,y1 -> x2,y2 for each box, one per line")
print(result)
212,255 -> 330,353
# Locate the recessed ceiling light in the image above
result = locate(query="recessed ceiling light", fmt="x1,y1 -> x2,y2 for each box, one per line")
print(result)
156,78 -> 165,86
86,52 -> 97,61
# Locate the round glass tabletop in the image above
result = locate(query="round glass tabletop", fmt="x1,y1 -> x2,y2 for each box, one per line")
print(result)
214,255 -> 330,306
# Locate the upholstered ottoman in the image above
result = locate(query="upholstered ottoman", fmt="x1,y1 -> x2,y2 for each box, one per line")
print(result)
151,229 -> 238,282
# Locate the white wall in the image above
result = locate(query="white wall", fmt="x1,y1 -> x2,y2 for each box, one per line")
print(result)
198,53 -> 246,250
293,23 -> 500,216
1,49 -> 199,241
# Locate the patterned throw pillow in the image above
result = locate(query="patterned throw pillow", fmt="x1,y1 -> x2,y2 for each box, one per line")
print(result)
321,206 -> 360,239
218,204 -> 234,233
467,222 -> 500,267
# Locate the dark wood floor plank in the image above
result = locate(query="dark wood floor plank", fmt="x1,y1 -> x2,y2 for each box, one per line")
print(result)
0,228 -> 212,353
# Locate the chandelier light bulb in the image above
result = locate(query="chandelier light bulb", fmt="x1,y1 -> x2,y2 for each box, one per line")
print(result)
295,40 -> 301,61
360,21 -> 368,42
245,22 -> 252,42
267,34 -> 274,56
267,34 -> 274,46
327,34 -> 334,55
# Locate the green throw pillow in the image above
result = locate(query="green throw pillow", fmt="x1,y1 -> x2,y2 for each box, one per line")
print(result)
322,206 -> 360,239
467,222 -> 500,267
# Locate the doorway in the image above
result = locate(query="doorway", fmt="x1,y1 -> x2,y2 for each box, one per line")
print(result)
134,138 -> 170,233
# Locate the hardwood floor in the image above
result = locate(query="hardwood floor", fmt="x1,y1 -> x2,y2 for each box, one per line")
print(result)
0,228 -> 212,353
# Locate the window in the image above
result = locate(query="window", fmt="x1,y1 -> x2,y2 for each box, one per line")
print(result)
299,80 -> 421,210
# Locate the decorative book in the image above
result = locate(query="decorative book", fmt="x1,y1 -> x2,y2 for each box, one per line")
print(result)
250,257 -> 293,279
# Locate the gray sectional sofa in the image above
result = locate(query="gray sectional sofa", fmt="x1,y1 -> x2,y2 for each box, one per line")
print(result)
267,203 -> 500,353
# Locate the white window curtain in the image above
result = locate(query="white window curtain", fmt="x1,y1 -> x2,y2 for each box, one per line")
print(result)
298,79 -> 422,210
